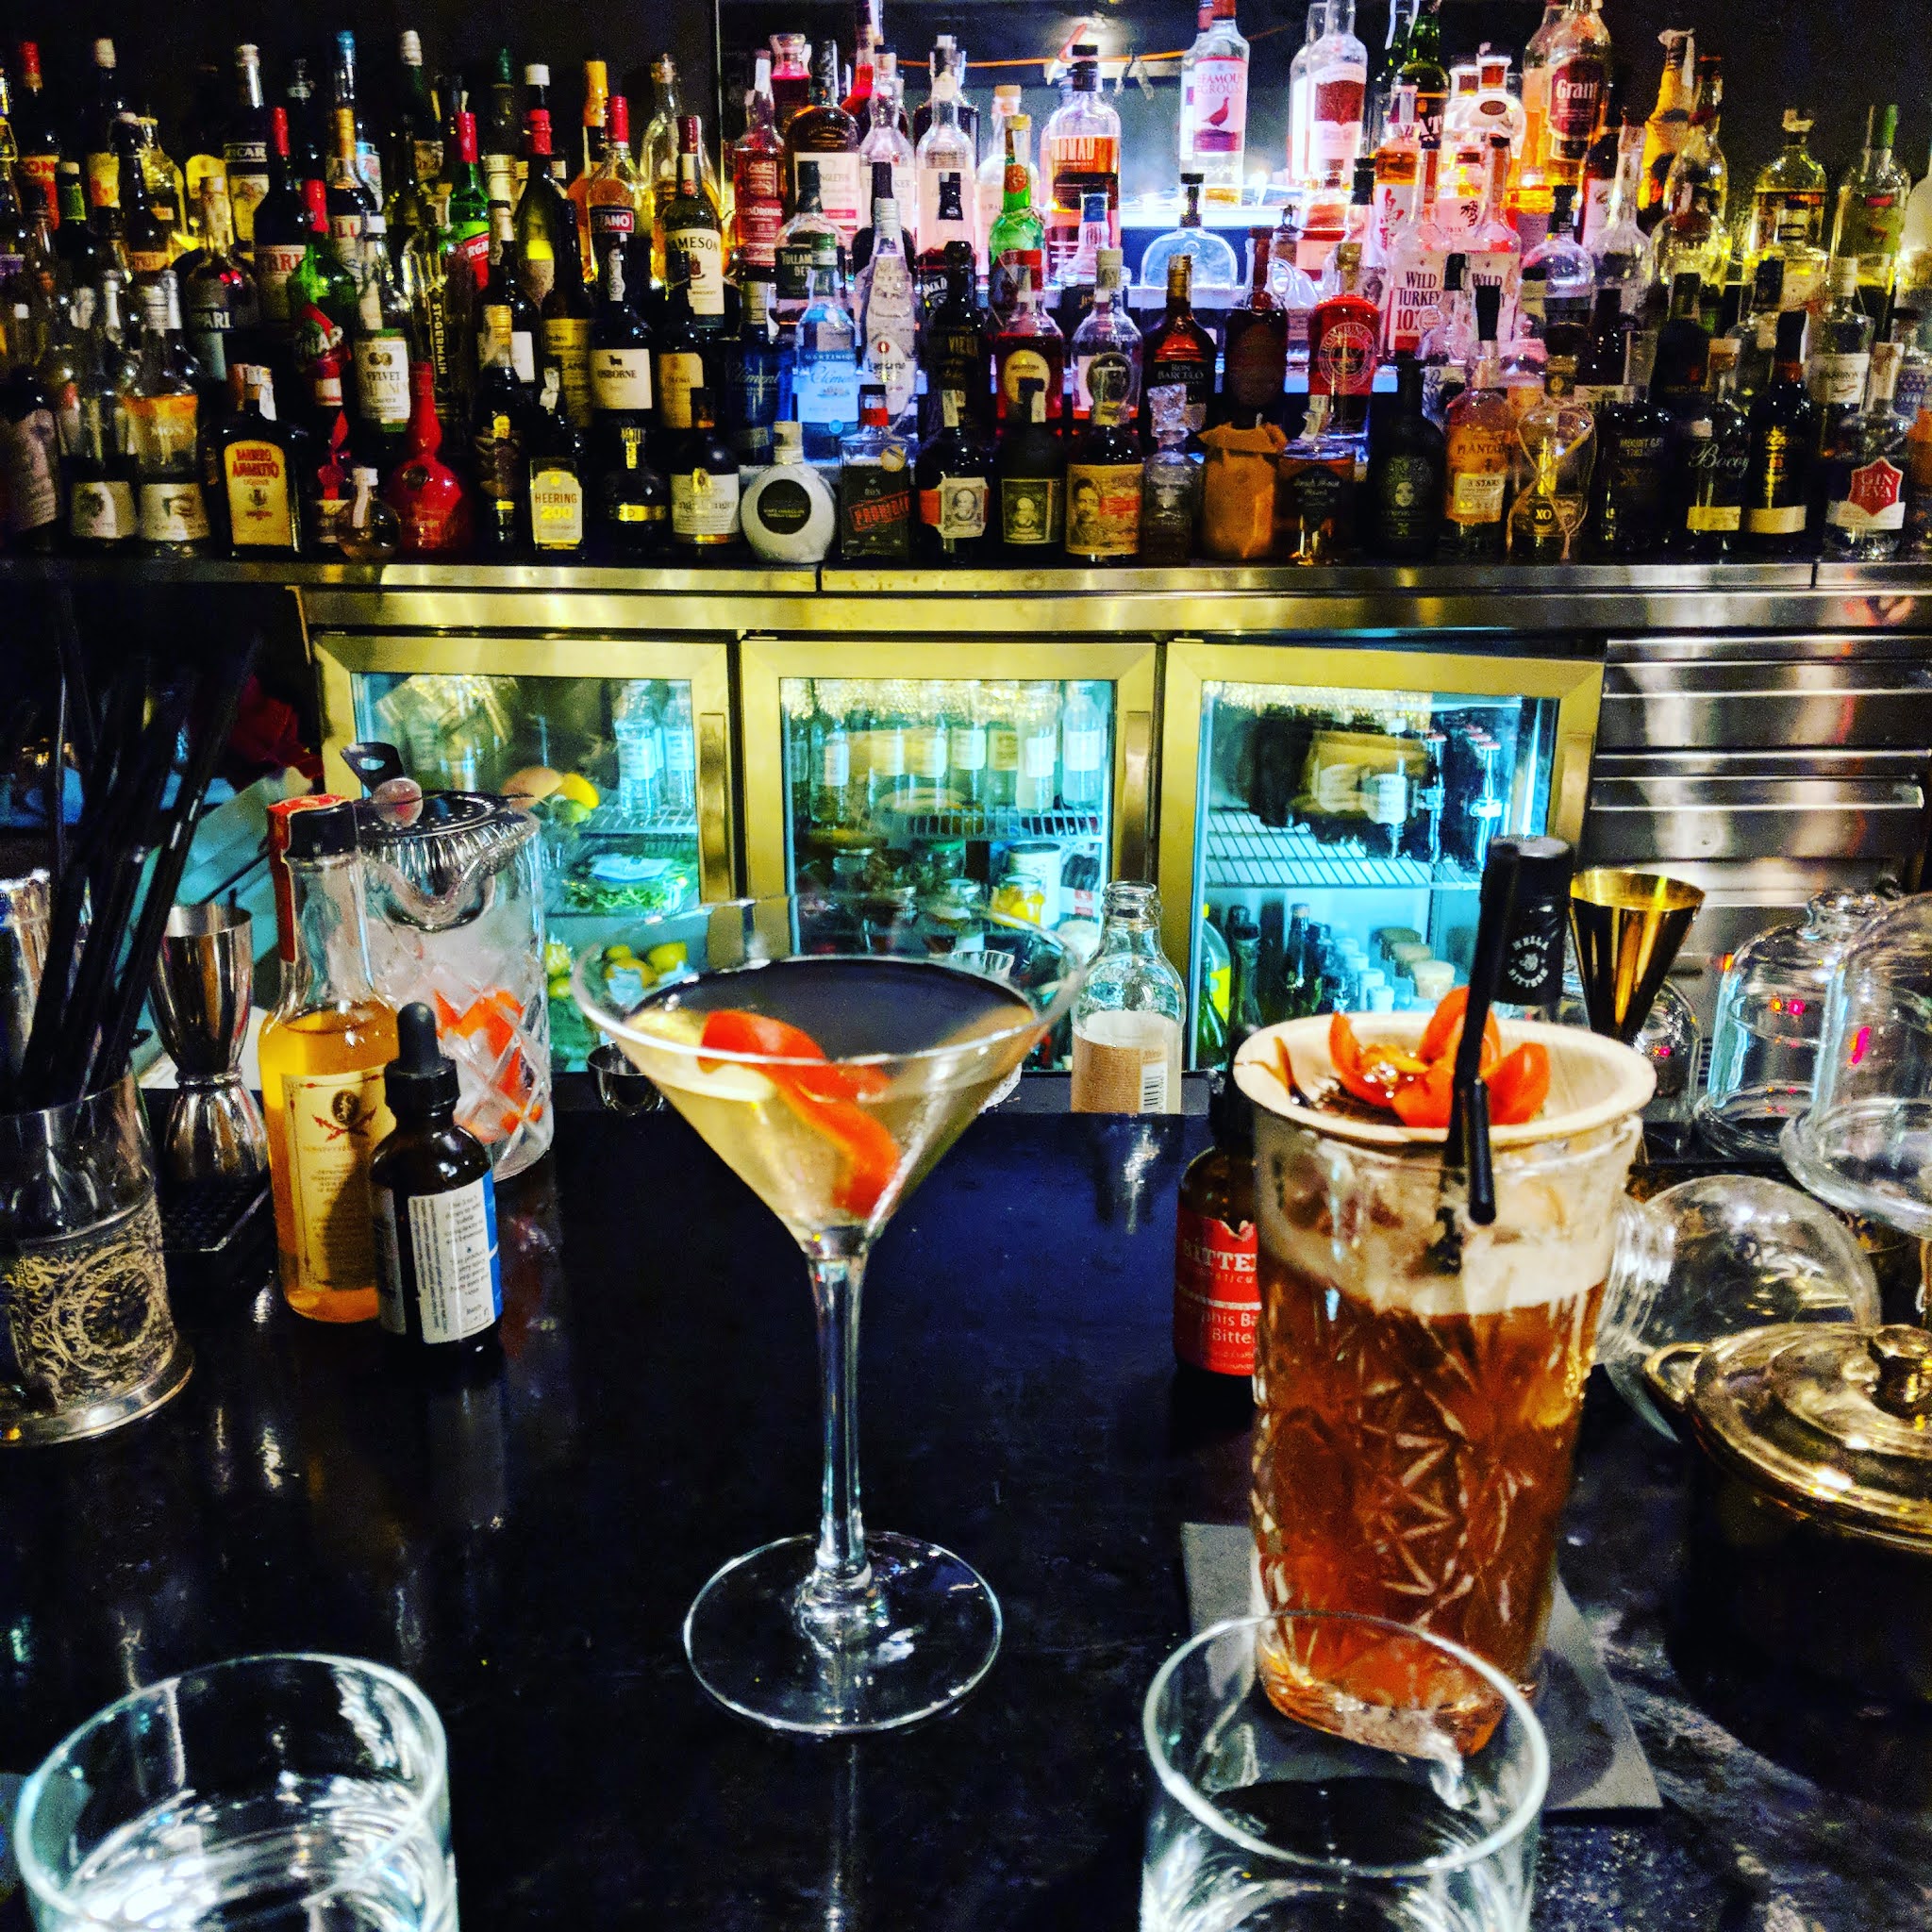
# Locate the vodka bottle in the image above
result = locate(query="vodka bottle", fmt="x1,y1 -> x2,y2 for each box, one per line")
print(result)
1307,0 -> 1369,187
1287,3 -> 1328,189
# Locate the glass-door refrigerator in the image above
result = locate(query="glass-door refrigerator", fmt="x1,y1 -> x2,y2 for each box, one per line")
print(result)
1157,640 -> 1604,1066
313,632 -> 735,1070
741,636 -> 1159,967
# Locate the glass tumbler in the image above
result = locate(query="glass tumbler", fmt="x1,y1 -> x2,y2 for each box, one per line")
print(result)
16,1653 -> 458,1931
1141,1609 -> 1548,1932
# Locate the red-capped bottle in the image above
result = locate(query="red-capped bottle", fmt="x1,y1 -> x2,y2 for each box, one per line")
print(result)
1307,240 -> 1381,435
386,361 -> 473,555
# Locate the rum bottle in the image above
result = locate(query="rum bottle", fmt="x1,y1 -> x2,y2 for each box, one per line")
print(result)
1218,228 -> 1288,426
1667,339 -> 1751,559
992,260 -> 1066,428
1064,363 -> 1143,565
995,376 -> 1065,554
1742,308 -> 1817,558
1141,254 -> 1216,440
1440,281 -> 1509,559
915,388 -> 994,562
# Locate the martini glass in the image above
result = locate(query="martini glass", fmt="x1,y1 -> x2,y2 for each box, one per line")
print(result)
574,893 -> 1089,1734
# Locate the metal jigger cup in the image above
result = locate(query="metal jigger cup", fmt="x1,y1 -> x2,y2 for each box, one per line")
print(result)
1568,868 -> 1706,1047
150,905 -> 268,1185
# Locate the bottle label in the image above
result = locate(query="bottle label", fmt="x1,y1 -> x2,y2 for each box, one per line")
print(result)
1308,61 -> 1367,174
657,349 -> 705,430
255,242 -> 309,323
748,474 -> 820,541
1065,460 -> 1142,558
797,353 -> 861,426
353,334 -> 411,427
799,152 -> 863,243
281,1069 -> 393,1293
1384,256 -> 1446,355
1808,352 -> 1872,408
1747,499 -> 1808,534
999,346 -> 1058,416
1829,458 -> 1907,532
225,440 -> 295,547
1685,501 -> 1742,533
508,329 -> 536,386
988,725 -> 1020,772
1374,450 -> 1438,542
1446,461 -> 1507,525
920,474 -> 989,541
775,239 -> 821,306
1580,176 -> 1614,247
1021,728 -> 1058,778
671,226 -> 725,316
1771,191 -> 1825,246
672,467 -> 742,541
1076,348 -> 1141,420
863,258 -> 919,415
542,316 -> 594,425
590,199 -> 637,246
1174,1202 -> 1259,1376
733,155 -> 785,264
530,465 -> 586,549
139,480 -> 210,545
374,1174 -> 502,1344
819,731 -> 851,788
1546,58 -> 1607,159
1191,56 -> 1249,154
591,346 -> 654,412
838,467 -> 913,557
0,410 -> 60,535
70,477 -> 137,543
1000,475 -> 1062,546
1312,308 -> 1380,398
907,724 -> 948,778
949,720 -> 989,770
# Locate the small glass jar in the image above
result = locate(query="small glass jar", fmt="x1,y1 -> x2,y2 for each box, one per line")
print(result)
1699,889 -> 1883,1158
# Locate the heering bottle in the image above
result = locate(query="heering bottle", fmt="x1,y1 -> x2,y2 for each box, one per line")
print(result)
371,1001 -> 503,1360
259,799 -> 399,1323
1071,881 -> 1186,1115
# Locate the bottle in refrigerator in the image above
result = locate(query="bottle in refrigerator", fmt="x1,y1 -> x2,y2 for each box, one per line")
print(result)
660,686 -> 696,814
614,681 -> 662,816
946,688 -> 990,808
1015,683 -> 1060,812
983,683 -> 1021,808
1071,882 -> 1186,1115
1059,682 -> 1108,808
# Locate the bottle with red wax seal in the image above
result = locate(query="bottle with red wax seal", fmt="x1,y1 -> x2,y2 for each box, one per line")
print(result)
1174,907 -> 1260,1383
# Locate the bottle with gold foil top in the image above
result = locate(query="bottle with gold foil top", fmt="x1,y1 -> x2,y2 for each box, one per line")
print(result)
259,800 -> 399,1323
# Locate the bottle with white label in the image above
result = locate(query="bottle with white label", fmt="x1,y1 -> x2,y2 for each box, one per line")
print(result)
1059,681 -> 1108,808
1071,881 -> 1187,1114
371,1001 -> 503,1360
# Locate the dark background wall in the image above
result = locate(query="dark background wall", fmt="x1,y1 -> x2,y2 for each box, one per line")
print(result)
17,0 -> 1927,215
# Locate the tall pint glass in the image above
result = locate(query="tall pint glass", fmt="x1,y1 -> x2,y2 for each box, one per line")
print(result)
1234,1015 -> 1652,1721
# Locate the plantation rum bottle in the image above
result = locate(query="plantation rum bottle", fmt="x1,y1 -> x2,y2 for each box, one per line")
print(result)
260,799 -> 399,1323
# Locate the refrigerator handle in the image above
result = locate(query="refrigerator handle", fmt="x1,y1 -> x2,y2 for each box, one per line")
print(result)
698,711 -> 734,901
1119,709 -> 1154,882
1555,731 -> 1594,847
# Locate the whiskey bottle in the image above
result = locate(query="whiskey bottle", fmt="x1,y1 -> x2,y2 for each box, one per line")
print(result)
1742,307 -> 1817,558
1439,281 -> 1509,559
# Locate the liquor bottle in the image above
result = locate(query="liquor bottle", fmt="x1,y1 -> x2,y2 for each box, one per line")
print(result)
1516,185 -> 1593,393
1141,387 -> 1203,562
731,57 -> 787,274
324,104 -> 375,287
124,274 -> 209,555
525,367 -> 587,557
350,226 -> 414,466
1821,341 -> 1909,560
8,42 -> 60,238
1663,56 -> 1726,230
1367,354 -> 1444,558
79,40 -> 129,216
589,404 -> 669,561
996,376 -> 1066,554
1541,0 -> 1611,193
479,51 -> 522,210
787,41 -> 862,251
1441,282 -> 1509,559
1,297 -> 61,554
1667,338 -> 1751,559
515,108 -> 575,308
768,36 -> 811,137
1577,75 -> 1624,246
331,31 -> 382,204
1574,285 -> 1631,405
1589,100 -> 1653,314
1043,44 -> 1122,277
1587,342 -> 1673,558
1397,0 -> 1449,143
394,32 -> 443,193
988,121 -> 1046,323
1411,252 -> 1472,421
1653,172 -> 1730,326
1746,110 -> 1829,308
843,6 -> 883,121
837,382 -> 913,559
1307,0 -> 1369,185
1274,395 -> 1357,563
1651,270 -> 1710,412
296,342 -> 354,556
856,170 -> 917,425
1212,231 -> 1286,427
1287,4 -> 1328,188
1742,307 -> 1817,558
565,59 -> 610,253
1808,258 -> 1875,447
1463,136 -> 1521,332
915,387 -> 994,562
741,418 -> 836,561
651,264 -> 716,462
385,360 -> 472,556
63,277 -> 135,551
1829,105 -> 1911,322
661,116 -> 726,338
219,43 -> 274,250
383,137 -> 438,296
1073,247 -> 1144,426
976,85 -> 1024,251
1064,362 -> 1142,565
252,109 -> 309,335
472,304 -> 530,554
911,37 -> 980,154
1141,175 -> 1241,291
1639,29 -> 1695,232
576,91 -> 644,281
1897,156 -> 1932,344
1517,0 -> 1563,178
1382,137 -> 1448,356
1141,255 -> 1215,440
723,274 -> 782,468
520,65 -> 568,190
1071,882 -> 1186,1115
113,121 -> 173,280
669,386 -> 741,551
479,204 -> 540,391
218,363 -> 302,555
915,171 -> 976,312
1178,0 -> 1251,206
858,57 -> 917,255
992,261 -> 1066,429
920,242 -> 990,436
443,112 -> 492,293
259,798 -> 397,1321
1308,240 -> 1380,435
774,161 -> 842,331
182,176 -> 257,387
792,241 -> 860,461
915,52 -> 975,262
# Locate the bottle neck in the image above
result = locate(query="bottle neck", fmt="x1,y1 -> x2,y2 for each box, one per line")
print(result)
282,852 -> 377,1011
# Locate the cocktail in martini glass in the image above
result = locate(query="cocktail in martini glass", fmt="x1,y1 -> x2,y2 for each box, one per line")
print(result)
574,893 -> 1089,1734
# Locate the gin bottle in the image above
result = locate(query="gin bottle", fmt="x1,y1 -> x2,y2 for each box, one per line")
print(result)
1821,341 -> 1909,559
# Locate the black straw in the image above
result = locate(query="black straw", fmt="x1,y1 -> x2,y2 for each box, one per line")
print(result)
1444,842 -> 1523,1227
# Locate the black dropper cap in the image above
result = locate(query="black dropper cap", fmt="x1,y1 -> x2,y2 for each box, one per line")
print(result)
284,800 -> 358,860
385,1000 -> 459,1114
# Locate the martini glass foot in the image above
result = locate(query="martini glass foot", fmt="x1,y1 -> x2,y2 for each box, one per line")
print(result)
683,1531 -> 1002,1735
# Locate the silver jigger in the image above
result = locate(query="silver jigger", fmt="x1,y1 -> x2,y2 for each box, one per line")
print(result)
150,904 -> 268,1185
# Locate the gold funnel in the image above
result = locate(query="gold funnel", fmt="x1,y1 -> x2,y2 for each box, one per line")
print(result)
1569,869 -> 1705,1045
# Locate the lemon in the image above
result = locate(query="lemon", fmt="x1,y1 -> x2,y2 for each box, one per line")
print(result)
543,939 -> 574,977
646,941 -> 689,973
557,773 -> 600,809
607,943 -> 639,963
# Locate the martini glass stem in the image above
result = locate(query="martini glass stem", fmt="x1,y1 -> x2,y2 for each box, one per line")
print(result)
803,1252 -> 874,1624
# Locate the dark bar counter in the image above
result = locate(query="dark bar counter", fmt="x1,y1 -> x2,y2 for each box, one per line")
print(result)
2,1096 -> 1928,1930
